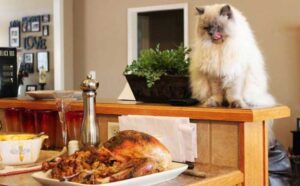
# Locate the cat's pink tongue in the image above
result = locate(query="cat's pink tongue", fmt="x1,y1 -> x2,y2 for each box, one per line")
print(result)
213,32 -> 222,40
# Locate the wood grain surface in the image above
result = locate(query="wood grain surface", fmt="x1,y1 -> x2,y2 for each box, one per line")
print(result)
0,98 -> 290,122
0,162 -> 243,186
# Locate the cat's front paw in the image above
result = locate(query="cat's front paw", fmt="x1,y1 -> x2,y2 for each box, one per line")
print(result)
202,98 -> 222,107
229,100 -> 247,108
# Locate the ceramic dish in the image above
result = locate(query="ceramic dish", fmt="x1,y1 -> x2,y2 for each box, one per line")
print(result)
0,134 -> 48,165
26,90 -> 82,100
26,90 -> 55,99
32,162 -> 188,186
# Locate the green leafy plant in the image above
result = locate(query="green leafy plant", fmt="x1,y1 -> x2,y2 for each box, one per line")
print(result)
124,44 -> 191,88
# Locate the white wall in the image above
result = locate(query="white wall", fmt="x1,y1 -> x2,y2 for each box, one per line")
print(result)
0,0 -> 54,91
53,0 -> 74,90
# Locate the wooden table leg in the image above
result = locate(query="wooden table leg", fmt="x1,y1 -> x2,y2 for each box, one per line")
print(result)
239,121 -> 268,186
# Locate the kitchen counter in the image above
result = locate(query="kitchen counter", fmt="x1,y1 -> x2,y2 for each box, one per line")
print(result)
0,97 -> 290,122
0,98 -> 291,186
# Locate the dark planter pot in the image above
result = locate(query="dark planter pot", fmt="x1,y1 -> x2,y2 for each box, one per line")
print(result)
125,74 -> 191,103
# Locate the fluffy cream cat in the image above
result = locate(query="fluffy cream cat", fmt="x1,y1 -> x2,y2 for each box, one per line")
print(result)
190,4 -> 276,108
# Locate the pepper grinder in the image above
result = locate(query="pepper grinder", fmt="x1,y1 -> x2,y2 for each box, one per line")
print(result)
80,74 -> 100,148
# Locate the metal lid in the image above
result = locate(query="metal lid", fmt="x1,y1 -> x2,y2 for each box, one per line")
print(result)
80,74 -> 99,91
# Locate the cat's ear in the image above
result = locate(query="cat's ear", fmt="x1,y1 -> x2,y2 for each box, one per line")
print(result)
196,7 -> 205,15
220,5 -> 232,19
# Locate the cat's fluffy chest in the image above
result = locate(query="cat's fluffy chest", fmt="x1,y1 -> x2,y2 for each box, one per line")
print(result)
195,42 -> 245,83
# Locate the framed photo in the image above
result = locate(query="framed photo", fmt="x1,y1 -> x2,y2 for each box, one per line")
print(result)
9,27 -> 20,47
23,53 -> 34,73
37,51 -> 49,72
26,21 -> 31,32
42,14 -> 50,23
24,53 -> 33,63
26,84 -> 37,92
42,25 -> 49,36
22,22 -> 27,32
31,21 -> 40,32
22,17 -> 29,32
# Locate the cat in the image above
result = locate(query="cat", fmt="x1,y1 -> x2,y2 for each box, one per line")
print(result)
189,4 -> 276,108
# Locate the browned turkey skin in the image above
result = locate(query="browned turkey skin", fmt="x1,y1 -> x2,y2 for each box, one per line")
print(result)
42,130 -> 172,184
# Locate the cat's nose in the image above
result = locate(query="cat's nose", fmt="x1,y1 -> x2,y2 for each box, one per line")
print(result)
208,30 -> 214,36
208,27 -> 217,36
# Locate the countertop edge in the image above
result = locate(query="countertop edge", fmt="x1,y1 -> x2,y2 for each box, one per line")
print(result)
0,98 -> 291,122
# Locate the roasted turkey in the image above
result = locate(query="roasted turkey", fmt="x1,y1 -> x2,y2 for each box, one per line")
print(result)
42,130 -> 172,184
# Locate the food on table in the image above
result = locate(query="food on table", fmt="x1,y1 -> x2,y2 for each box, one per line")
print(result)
0,133 -> 48,165
0,134 -> 36,141
42,130 -> 172,184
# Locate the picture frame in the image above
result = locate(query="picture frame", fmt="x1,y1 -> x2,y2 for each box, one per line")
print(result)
42,14 -> 50,23
30,15 -> 41,32
37,51 -> 49,72
42,25 -> 49,36
9,26 -> 20,47
22,22 -> 27,32
31,21 -> 40,32
23,53 -> 34,73
26,21 -> 31,32
22,17 -> 28,32
24,53 -> 33,63
26,84 -> 37,92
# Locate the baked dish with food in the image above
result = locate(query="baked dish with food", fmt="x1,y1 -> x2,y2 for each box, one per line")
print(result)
42,130 -> 172,184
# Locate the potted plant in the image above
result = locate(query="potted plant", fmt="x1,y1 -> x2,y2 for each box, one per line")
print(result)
124,44 -> 192,103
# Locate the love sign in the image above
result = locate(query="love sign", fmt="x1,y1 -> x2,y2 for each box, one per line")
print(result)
24,36 -> 47,50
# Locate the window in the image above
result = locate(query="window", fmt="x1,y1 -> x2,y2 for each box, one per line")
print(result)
138,9 -> 184,55
128,3 -> 188,64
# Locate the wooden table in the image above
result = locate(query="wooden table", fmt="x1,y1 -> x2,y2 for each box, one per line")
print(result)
0,163 -> 243,186
0,98 -> 290,186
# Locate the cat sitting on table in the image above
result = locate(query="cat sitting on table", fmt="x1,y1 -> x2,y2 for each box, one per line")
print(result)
189,4 -> 275,108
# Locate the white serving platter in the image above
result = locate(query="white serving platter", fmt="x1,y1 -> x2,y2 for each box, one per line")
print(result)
32,162 -> 187,186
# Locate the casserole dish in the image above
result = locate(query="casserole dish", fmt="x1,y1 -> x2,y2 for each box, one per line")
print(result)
0,134 -> 48,165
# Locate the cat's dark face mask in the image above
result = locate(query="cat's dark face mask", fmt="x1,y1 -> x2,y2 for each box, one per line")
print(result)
203,22 -> 224,43
196,5 -> 233,44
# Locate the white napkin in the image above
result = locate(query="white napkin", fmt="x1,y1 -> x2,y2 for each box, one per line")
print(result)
119,115 -> 197,162
179,123 -> 197,161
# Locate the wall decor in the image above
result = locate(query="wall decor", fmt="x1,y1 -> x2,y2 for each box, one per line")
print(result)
31,16 -> 40,32
26,21 -> 31,32
22,16 -> 32,32
23,53 -> 34,73
9,21 -> 21,48
37,51 -> 49,72
25,84 -> 37,92
21,18 -> 27,32
42,25 -> 49,36
24,53 -> 33,63
24,36 -> 47,50
42,14 -> 50,23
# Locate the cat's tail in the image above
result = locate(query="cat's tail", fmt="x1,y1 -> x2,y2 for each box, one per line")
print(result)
245,93 -> 276,107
